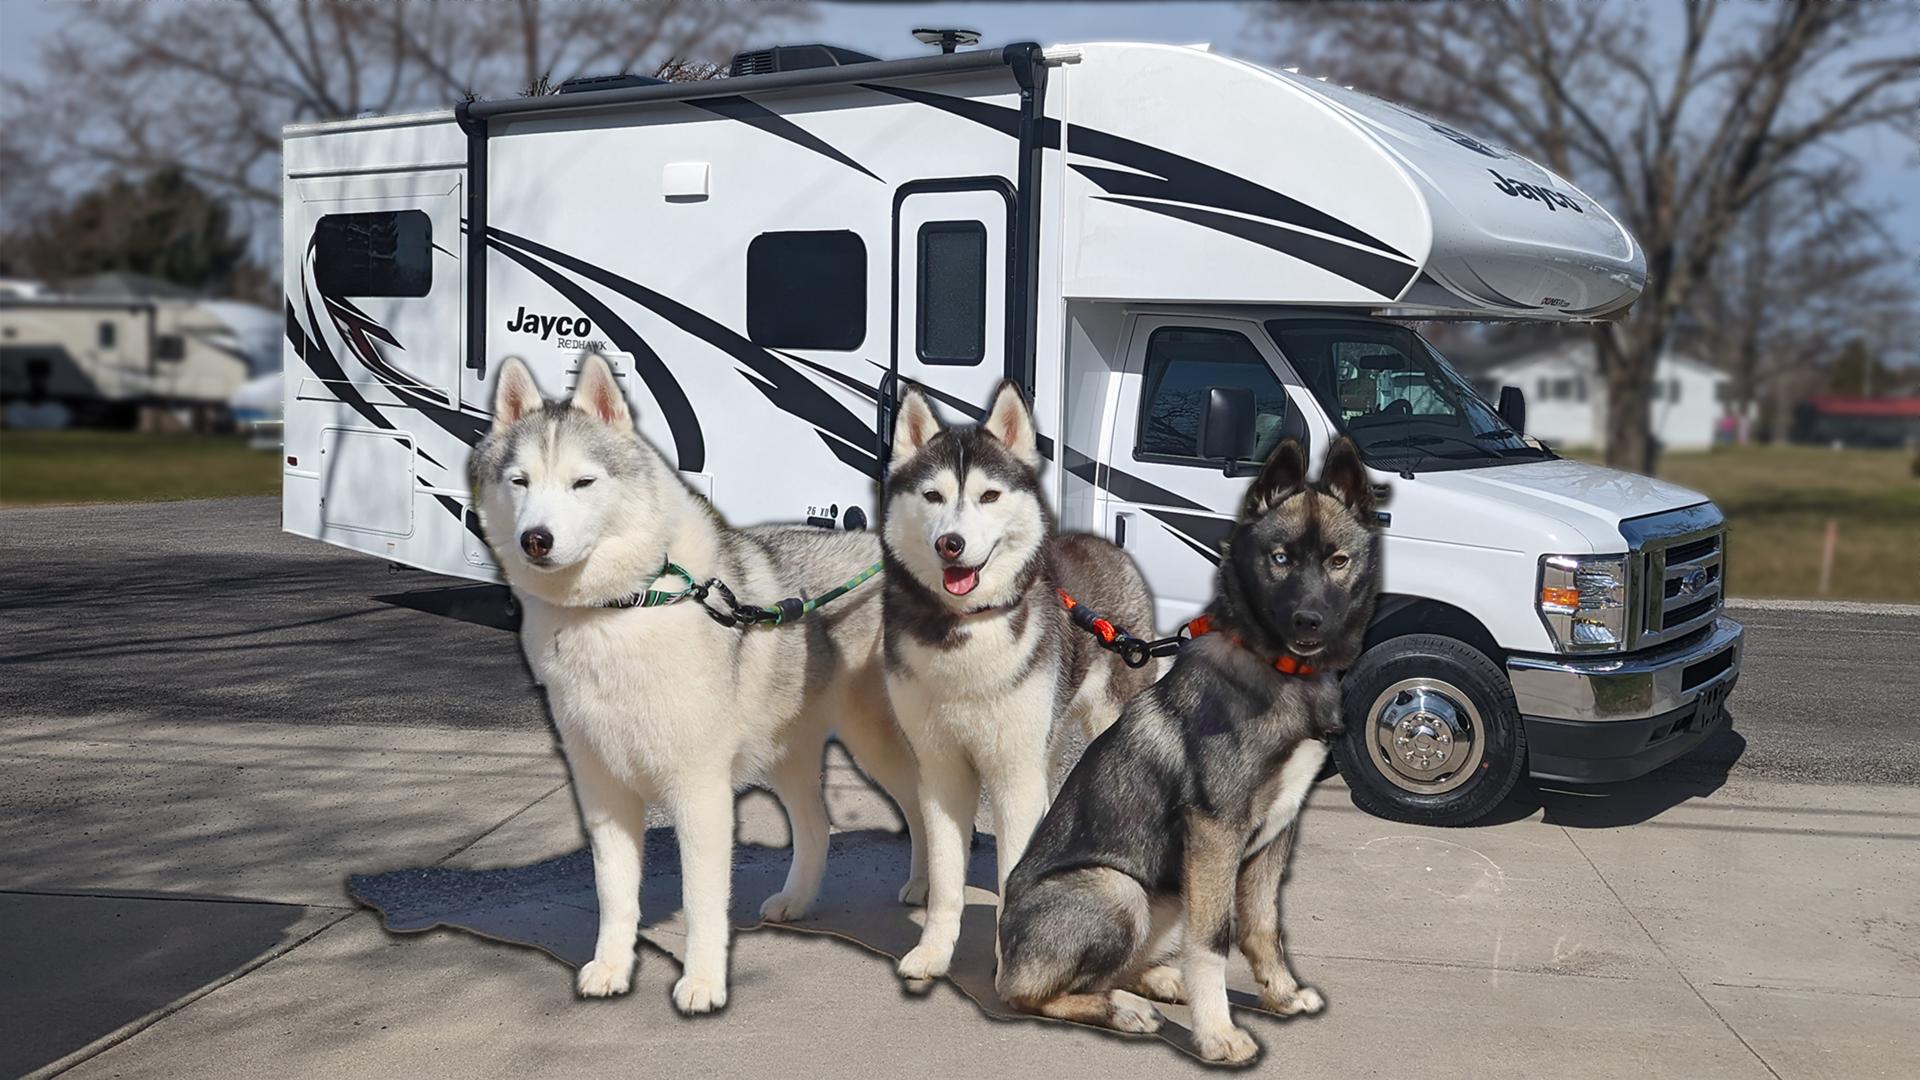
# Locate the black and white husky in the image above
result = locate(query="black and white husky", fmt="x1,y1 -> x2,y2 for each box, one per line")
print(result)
995,437 -> 1382,1065
471,354 -> 925,1014
881,381 -> 1159,981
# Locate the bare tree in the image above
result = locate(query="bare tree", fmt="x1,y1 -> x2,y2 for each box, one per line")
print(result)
0,1 -> 802,252
1255,3 -> 1920,471
1682,161 -> 1914,441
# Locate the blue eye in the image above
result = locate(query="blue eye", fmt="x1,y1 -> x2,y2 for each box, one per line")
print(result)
1271,551 -> 1289,567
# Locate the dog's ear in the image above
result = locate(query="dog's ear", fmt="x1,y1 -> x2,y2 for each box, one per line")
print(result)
891,385 -> 941,463
491,357 -> 542,433
1241,437 -> 1308,521
569,352 -> 631,430
983,379 -> 1040,468
1320,436 -> 1375,520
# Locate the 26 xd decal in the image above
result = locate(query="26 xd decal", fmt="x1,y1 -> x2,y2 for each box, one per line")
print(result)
505,305 -> 602,348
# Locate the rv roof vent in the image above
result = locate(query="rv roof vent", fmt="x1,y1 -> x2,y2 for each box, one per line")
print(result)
912,28 -> 981,54
727,44 -> 879,78
557,72 -> 666,94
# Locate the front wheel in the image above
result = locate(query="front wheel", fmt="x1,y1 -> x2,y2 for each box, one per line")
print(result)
1332,634 -> 1527,826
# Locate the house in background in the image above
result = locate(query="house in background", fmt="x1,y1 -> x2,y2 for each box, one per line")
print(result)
0,274 -> 278,430
1481,342 -> 1730,451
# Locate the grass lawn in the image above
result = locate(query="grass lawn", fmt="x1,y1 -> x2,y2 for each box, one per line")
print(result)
0,429 -> 281,506
1611,445 -> 1919,603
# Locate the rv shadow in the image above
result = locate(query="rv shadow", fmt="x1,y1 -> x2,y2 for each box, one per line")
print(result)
1480,723 -> 1748,828
0,888 -> 314,1078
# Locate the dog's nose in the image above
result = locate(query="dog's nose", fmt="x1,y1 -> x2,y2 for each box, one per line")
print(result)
1292,609 -> 1323,634
935,533 -> 966,561
520,527 -> 554,559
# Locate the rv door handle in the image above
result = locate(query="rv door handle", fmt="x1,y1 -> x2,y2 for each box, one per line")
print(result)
1113,512 -> 1129,548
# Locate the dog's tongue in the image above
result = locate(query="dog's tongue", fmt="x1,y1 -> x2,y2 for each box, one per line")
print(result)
943,566 -> 979,596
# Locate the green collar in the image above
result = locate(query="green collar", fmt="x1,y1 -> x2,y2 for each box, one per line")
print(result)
599,561 -> 700,610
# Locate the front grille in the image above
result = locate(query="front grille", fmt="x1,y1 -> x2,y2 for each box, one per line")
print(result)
1622,505 -> 1726,649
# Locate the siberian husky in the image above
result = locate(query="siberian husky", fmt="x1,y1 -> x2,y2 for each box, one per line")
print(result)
881,381 -> 1158,981
995,437 -> 1382,1064
471,354 -> 925,1014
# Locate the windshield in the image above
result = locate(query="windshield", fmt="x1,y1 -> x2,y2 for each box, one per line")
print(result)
1264,318 -> 1552,473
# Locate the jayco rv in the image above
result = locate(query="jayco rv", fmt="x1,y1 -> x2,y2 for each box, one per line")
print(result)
280,39 -> 1741,824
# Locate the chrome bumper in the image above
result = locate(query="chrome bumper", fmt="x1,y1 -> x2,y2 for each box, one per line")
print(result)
1507,617 -> 1744,723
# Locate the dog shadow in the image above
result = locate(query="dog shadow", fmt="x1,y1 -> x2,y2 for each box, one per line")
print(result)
350,828 -> 1303,1063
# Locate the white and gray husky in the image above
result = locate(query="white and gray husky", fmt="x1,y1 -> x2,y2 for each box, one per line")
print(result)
881,381 -> 1158,981
472,354 -> 925,1014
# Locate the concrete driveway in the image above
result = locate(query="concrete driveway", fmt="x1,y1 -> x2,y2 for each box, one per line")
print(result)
3,498 -> 1917,1078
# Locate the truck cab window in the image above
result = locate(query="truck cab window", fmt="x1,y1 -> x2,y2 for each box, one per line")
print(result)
1135,327 -> 1292,466
1267,318 -> 1550,473
313,210 -> 433,297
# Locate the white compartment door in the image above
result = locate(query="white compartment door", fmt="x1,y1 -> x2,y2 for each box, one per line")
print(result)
293,172 -> 464,409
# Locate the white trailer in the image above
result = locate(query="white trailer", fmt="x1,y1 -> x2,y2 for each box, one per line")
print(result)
281,39 -> 1741,824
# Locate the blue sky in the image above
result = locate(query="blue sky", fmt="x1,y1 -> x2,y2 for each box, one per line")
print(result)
3,0 -> 1915,254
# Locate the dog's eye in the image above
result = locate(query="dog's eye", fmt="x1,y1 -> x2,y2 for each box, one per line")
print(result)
1328,552 -> 1351,570
923,490 -> 944,504
979,490 -> 1000,504
1270,551 -> 1289,567
573,477 -> 596,490
510,476 -> 528,488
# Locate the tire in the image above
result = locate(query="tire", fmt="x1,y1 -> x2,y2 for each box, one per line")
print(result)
1332,634 -> 1526,826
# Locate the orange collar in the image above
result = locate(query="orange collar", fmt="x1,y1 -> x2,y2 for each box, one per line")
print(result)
1183,614 -> 1320,677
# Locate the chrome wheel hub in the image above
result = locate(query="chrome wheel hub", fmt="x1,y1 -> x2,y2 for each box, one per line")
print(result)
1367,678 -> 1485,795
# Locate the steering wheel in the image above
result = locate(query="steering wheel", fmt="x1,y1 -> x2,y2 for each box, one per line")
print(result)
1381,399 -> 1413,417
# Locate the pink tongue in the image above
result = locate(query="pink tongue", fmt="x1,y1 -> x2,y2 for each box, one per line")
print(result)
943,567 -> 979,596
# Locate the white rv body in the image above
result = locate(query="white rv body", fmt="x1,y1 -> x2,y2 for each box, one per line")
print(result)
281,41 -> 1739,821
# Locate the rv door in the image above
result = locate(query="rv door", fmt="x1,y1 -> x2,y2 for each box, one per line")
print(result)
888,181 -> 1014,436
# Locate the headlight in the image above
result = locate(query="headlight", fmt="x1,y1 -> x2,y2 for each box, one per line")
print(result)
1538,554 -> 1630,653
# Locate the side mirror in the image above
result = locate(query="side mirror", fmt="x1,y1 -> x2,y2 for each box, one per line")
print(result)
1497,385 -> 1527,435
1198,386 -> 1258,478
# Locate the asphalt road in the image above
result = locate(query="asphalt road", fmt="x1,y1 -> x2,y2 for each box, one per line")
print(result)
3,496 -> 1917,788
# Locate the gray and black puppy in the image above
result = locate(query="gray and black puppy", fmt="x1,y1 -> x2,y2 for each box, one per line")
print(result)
994,435 -> 1382,1065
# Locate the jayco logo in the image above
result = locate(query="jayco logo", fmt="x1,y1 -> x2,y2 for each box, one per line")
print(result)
505,306 -> 595,341
1489,170 -> 1584,213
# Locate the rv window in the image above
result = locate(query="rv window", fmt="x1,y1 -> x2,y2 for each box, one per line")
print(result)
155,334 -> 185,361
98,322 -> 116,349
916,220 -> 987,365
313,210 -> 433,298
746,230 -> 866,350
1135,327 -> 1292,466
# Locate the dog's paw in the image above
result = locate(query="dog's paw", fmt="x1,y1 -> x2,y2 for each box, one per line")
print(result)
1133,964 -> 1186,1003
896,943 -> 951,981
1193,1025 -> 1261,1065
575,957 -> 633,998
671,971 -> 728,1015
897,876 -> 928,906
759,890 -> 813,923
1107,992 -> 1163,1035
1262,984 -> 1325,1016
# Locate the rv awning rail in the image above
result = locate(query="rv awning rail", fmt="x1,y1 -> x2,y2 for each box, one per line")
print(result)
460,43 -> 1041,123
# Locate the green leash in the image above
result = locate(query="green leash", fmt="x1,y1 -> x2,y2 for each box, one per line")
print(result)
601,559 -> 883,628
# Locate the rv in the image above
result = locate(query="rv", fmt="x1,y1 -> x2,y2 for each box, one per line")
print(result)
0,278 -> 272,429
280,39 -> 1742,824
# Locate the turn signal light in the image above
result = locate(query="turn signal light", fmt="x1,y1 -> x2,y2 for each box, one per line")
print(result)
1540,585 -> 1579,612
